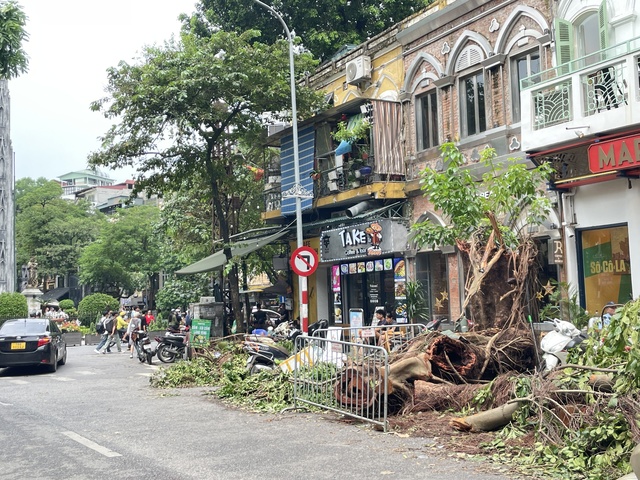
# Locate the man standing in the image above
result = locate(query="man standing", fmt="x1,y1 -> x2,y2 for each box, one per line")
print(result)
99,311 -> 122,354
251,303 -> 268,334
94,310 -> 112,354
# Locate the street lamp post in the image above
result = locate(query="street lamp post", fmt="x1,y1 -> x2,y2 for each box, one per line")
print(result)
254,0 -> 312,333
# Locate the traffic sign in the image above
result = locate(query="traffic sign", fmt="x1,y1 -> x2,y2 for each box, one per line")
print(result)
290,246 -> 319,277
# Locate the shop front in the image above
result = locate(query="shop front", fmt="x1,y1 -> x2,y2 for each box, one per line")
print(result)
320,218 -> 409,327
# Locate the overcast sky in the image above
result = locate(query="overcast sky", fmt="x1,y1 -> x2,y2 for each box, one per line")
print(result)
9,0 -> 197,182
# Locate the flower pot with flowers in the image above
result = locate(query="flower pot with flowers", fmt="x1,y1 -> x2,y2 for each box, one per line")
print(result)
61,321 -> 83,346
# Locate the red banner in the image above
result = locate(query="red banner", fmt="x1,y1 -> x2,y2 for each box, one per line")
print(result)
588,134 -> 640,173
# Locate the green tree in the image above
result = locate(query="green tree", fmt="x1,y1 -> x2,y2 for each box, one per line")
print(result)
78,206 -> 163,304
89,30 -> 322,332
412,143 -> 553,329
77,293 -> 119,326
185,0 -> 435,61
0,0 -> 28,79
15,178 -> 103,283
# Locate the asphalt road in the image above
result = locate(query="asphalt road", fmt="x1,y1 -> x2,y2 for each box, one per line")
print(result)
0,345 -> 533,480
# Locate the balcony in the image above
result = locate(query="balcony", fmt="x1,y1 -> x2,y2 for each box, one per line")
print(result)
520,37 -> 640,152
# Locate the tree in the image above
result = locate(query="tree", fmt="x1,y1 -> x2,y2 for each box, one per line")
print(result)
78,206 -> 163,304
89,30 -> 322,332
412,143 -> 553,330
15,178 -> 103,284
0,292 -> 28,323
185,0 -> 435,61
77,293 -> 119,326
0,0 -> 28,79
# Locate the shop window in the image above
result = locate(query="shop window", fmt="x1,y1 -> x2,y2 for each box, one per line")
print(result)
578,225 -> 632,313
416,90 -> 439,151
511,50 -> 540,123
460,72 -> 486,137
416,252 -> 449,321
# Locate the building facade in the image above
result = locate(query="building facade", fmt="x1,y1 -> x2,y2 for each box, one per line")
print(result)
0,80 -> 15,293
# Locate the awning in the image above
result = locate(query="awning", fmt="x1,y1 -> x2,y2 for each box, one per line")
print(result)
175,230 -> 288,275
40,287 -> 70,302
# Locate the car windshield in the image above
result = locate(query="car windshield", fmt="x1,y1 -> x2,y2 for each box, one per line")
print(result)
0,320 -> 47,336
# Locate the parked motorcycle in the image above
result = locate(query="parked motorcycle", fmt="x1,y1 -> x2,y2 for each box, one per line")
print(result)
155,331 -> 188,363
540,318 -> 588,371
132,329 -> 154,365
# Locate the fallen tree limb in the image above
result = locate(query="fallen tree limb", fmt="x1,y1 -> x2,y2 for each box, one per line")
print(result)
450,401 -> 521,432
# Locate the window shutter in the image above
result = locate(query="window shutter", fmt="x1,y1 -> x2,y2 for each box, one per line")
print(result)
598,0 -> 609,51
555,19 -> 573,74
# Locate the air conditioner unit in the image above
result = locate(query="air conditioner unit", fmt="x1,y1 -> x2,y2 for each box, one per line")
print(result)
267,123 -> 286,136
346,56 -> 371,85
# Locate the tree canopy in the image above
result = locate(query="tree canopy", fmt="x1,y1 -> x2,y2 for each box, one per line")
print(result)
89,29 -> 322,331
0,0 -> 28,79
184,0 -> 435,61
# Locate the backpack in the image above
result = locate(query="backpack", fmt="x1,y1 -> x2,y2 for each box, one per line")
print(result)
104,316 -> 115,333
95,318 -> 106,334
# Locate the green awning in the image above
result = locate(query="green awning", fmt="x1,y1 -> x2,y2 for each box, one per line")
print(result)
175,230 -> 288,275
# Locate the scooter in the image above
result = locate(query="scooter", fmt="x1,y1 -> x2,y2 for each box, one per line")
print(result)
132,329 -> 154,365
540,318 -> 588,371
155,330 -> 188,363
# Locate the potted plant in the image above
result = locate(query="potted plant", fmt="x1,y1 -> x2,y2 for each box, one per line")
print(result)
60,321 -> 83,346
309,169 -> 321,181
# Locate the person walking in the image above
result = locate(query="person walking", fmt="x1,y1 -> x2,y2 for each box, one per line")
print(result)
94,310 -> 112,354
99,311 -> 122,354
126,311 -> 143,358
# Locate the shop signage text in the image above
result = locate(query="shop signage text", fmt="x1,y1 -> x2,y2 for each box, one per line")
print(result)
588,135 -> 640,173
320,218 -> 408,263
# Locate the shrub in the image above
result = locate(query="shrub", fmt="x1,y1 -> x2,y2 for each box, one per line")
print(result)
77,293 -> 119,326
59,299 -> 75,310
0,292 -> 28,325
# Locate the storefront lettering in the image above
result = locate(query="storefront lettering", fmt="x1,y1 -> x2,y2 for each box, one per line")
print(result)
339,228 -> 368,247
588,135 -> 640,173
589,259 -> 628,275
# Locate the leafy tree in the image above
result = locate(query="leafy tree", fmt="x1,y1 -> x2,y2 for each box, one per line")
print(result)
185,0 -> 435,61
15,178 -> 103,283
58,299 -> 75,310
412,143 -> 553,329
89,30 -> 322,332
78,206 -> 163,304
0,292 -> 28,322
155,276 -> 210,313
0,0 -> 28,79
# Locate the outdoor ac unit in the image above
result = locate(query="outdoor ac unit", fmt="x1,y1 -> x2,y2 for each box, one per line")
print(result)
346,56 -> 371,85
267,123 -> 286,136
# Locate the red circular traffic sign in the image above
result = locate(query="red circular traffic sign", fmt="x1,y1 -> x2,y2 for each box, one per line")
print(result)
290,246 -> 319,277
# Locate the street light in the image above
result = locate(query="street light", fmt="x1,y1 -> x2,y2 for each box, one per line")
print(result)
253,0 -> 312,333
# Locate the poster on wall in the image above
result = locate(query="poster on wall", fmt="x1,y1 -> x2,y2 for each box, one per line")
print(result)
349,308 -> 364,328
394,300 -> 408,323
393,258 -> 406,280
581,225 -> 632,313
331,265 -> 341,292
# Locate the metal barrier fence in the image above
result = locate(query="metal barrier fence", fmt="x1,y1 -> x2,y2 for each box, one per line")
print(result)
292,334 -> 389,431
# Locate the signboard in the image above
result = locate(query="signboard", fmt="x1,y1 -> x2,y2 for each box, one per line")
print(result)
549,238 -> 564,265
190,319 -> 212,347
588,134 -> 640,173
290,246 -> 319,277
320,219 -> 409,263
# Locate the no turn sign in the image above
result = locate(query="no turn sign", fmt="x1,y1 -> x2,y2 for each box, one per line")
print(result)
290,246 -> 319,277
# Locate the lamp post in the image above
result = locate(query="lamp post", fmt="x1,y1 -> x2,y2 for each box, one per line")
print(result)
254,0 -> 312,332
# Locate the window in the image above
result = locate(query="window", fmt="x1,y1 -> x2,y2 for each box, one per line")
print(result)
556,1 -> 608,69
511,50 -> 540,123
416,252 -> 449,322
416,91 -> 439,151
460,72 -> 486,137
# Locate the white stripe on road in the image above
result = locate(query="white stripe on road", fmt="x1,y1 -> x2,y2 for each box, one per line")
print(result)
62,431 -> 121,457
8,379 -> 29,385
51,376 -> 74,382
0,401 -> 12,406
75,370 -> 97,375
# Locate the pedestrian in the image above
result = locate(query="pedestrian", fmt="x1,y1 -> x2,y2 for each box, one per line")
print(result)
99,310 -> 122,354
94,310 -> 112,353
115,310 -> 128,345
144,310 -> 155,329
277,303 -> 289,326
126,311 -> 143,359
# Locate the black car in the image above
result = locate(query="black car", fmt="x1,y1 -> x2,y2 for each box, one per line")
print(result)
0,318 -> 67,372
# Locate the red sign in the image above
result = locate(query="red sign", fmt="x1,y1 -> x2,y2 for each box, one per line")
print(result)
588,134 -> 640,173
290,246 -> 319,277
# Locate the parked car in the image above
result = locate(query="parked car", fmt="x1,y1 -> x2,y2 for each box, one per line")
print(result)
0,318 -> 67,372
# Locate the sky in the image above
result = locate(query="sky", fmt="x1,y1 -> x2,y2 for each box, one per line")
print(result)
9,0 -> 198,182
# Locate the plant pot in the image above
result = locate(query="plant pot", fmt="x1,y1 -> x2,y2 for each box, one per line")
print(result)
359,166 -> 372,176
63,332 -> 83,346
84,334 -> 102,346
351,180 -> 361,188
328,180 -> 339,191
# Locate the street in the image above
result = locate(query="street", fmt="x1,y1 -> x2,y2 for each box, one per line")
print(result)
0,345 -> 533,480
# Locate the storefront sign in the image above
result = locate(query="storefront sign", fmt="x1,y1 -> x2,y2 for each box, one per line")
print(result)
588,134 -> 640,173
549,239 -> 563,265
320,219 -> 409,262
190,319 -> 211,347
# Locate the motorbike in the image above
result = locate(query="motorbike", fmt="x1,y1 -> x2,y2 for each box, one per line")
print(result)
244,319 -> 328,374
132,329 -> 155,365
155,330 -> 188,363
540,318 -> 588,371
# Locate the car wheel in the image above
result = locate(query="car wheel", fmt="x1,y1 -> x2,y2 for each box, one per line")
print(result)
58,346 -> 67,366
48,354 -> 58,373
